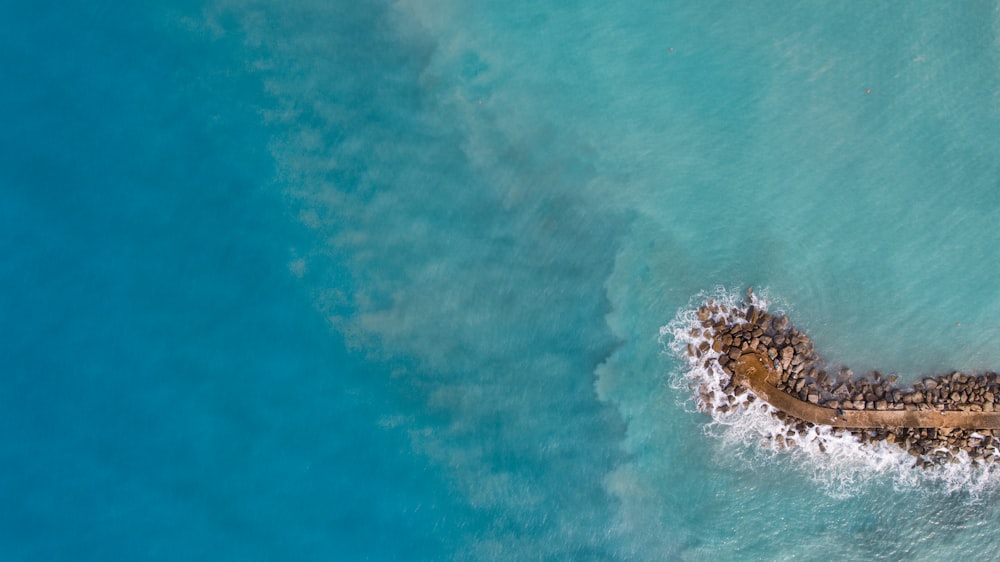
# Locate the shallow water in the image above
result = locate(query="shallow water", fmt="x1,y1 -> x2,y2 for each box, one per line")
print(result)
4,1 -> 1000,559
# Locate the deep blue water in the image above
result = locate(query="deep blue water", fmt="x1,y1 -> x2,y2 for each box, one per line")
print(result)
4,1 -> 1000,560
0,2 -> 459,559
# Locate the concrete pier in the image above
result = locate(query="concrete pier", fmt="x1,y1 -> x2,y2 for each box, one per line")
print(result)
688,296 -> 1000,466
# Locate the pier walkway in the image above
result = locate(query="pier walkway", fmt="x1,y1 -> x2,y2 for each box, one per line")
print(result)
735,353 -> 1000,430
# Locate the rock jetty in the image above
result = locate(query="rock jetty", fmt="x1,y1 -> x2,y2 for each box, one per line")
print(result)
689,296 -> 1000,467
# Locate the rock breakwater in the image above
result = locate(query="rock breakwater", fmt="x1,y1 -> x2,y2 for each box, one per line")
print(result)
687,294 -> 1000,468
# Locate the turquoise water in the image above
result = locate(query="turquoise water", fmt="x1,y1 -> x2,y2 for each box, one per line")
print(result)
3,0 -> 1000,559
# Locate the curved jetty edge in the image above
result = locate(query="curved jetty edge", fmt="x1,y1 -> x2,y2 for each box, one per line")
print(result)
687,293 -> 1000,468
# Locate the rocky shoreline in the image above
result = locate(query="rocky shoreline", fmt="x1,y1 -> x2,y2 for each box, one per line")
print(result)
688,293 -> 1000,468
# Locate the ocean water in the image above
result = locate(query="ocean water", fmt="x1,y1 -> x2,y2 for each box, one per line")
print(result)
3,0 -> 1000,560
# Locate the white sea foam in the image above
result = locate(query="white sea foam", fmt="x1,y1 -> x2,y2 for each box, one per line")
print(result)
662,287 -> 1000,497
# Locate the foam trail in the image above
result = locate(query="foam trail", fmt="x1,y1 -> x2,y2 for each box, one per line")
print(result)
662,287 -> 1000,497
